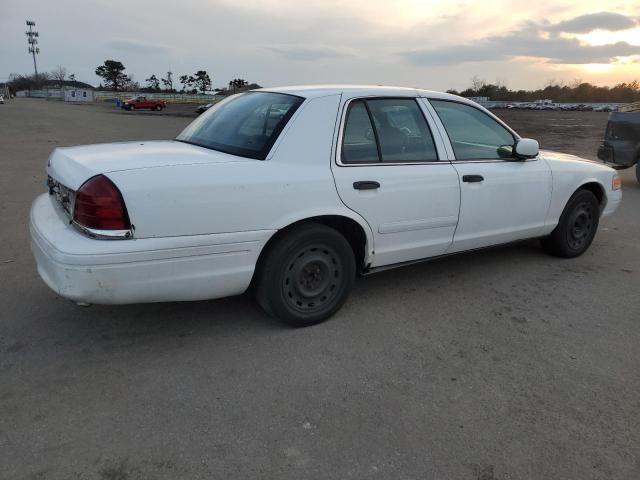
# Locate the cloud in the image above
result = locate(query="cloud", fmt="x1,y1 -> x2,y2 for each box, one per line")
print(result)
3,0 -> 640,91
268,45 -> 352,61
549,11 -> 639,33
105,38 -> 171,55
399,12 -> 640,66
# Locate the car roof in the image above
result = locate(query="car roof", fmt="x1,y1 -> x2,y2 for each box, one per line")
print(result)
256,84 -> 473,103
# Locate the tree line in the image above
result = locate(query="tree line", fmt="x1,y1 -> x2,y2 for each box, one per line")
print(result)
8,63 -> 640,103
448,75 -> 640,103
6,60 -> 259,95
94,60 -> 260,95
95,60 -> 213,93
6,65 -> 82,92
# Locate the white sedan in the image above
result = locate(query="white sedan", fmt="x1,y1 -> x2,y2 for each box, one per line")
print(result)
31,86 -> 622,326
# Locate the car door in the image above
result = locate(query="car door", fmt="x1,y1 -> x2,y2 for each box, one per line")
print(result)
331,97 -> 461,268
425,99 -> 552,253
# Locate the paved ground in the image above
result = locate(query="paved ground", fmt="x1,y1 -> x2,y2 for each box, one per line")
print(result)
1,98 -> 639,480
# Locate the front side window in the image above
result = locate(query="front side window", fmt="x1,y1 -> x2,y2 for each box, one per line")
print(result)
341,98 -> 438,164
430,100 -> 515,160
176,92 -> 303,160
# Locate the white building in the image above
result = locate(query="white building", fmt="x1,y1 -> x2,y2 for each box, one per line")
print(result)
64,88 -> 94,102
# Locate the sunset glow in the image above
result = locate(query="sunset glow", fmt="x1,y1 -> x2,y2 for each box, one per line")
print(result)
1,0 -> 639,89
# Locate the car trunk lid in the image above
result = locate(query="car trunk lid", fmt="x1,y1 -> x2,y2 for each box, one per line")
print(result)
47,140 -> 252,190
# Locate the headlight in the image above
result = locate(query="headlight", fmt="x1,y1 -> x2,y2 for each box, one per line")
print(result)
612,174 -> 622,191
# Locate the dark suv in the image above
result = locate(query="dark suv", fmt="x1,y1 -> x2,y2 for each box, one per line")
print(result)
598,111 -> 640,184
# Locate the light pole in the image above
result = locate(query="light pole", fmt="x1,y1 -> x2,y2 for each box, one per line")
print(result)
25,20 -> 40,79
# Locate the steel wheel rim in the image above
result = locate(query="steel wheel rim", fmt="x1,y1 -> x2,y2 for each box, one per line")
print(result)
567,201 -> 594,250
283,245 -> 342,313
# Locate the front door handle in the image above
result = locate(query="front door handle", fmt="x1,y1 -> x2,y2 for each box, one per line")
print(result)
353,181 -> 380,190
462,175 -> 484,183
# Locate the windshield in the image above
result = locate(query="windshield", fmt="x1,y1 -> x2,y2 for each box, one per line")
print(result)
176,92 -> 304,160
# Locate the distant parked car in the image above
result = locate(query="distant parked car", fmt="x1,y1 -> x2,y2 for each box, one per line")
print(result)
123,96 -> 166,111
594,105 -> 617,113
31,85 -> 622,326
195,103 -> 213,115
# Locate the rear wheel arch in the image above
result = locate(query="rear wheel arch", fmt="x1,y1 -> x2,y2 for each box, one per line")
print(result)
253,215 -> 371,282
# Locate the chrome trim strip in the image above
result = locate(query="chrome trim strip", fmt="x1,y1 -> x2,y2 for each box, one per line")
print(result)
72,221 -> 134,240
338,161 -> 445,167
449,158 -> 538,164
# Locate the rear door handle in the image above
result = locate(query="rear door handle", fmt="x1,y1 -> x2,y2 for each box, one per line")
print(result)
462,175 -> 484,183
353,181 -> 380,190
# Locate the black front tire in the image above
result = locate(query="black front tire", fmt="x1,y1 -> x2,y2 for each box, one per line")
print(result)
541,189 -> 600,258
636,162 -> 640,184
254,224 -> 356,327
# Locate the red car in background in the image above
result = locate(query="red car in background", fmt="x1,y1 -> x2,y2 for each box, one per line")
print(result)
123,96 -> 166,111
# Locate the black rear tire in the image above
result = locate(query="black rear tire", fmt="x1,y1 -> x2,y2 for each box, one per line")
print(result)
254,223 -> 356,327
635,162 -> 640,184
541,189 -> 600,258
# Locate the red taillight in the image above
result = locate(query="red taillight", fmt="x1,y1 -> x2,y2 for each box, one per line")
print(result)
73,175 -> 131,231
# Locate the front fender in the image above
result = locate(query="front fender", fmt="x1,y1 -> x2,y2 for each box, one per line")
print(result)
541,152 -> 617,226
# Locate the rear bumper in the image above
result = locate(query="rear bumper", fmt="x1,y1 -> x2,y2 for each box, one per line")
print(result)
598,141 -> 637,167
30,194 -> 274,304
597,144 -> 614,163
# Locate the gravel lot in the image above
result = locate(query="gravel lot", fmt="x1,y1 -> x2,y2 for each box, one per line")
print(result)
1,98 -> 639,480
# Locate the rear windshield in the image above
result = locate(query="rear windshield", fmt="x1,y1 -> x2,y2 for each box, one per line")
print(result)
176,92 -> 304,160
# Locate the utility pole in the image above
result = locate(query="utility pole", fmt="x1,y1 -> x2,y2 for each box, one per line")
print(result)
25,20 -> 40,79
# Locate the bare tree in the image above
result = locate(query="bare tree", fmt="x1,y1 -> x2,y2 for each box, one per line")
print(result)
471,75 -> 485,94
161,71 -> 173,92
51,65 -> 68,89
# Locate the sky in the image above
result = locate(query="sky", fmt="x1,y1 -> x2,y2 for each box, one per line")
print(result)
1,0 -> 639,91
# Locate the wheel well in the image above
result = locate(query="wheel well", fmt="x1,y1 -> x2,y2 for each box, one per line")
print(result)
578,182 -> 605,210
255,216 -> 368,277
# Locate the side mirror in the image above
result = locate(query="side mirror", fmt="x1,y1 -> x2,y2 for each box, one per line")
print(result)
513,138 -> 539,159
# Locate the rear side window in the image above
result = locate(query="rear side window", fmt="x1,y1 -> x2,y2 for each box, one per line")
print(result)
176,92 -> 304,160
341,98 -> 438,164
342,102 -> 380,163
430,100 -> 515,160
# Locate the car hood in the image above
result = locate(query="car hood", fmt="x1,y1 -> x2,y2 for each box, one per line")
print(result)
540,149 -> 616,175
540,149 -> 602,165
47,140 -> 251,190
